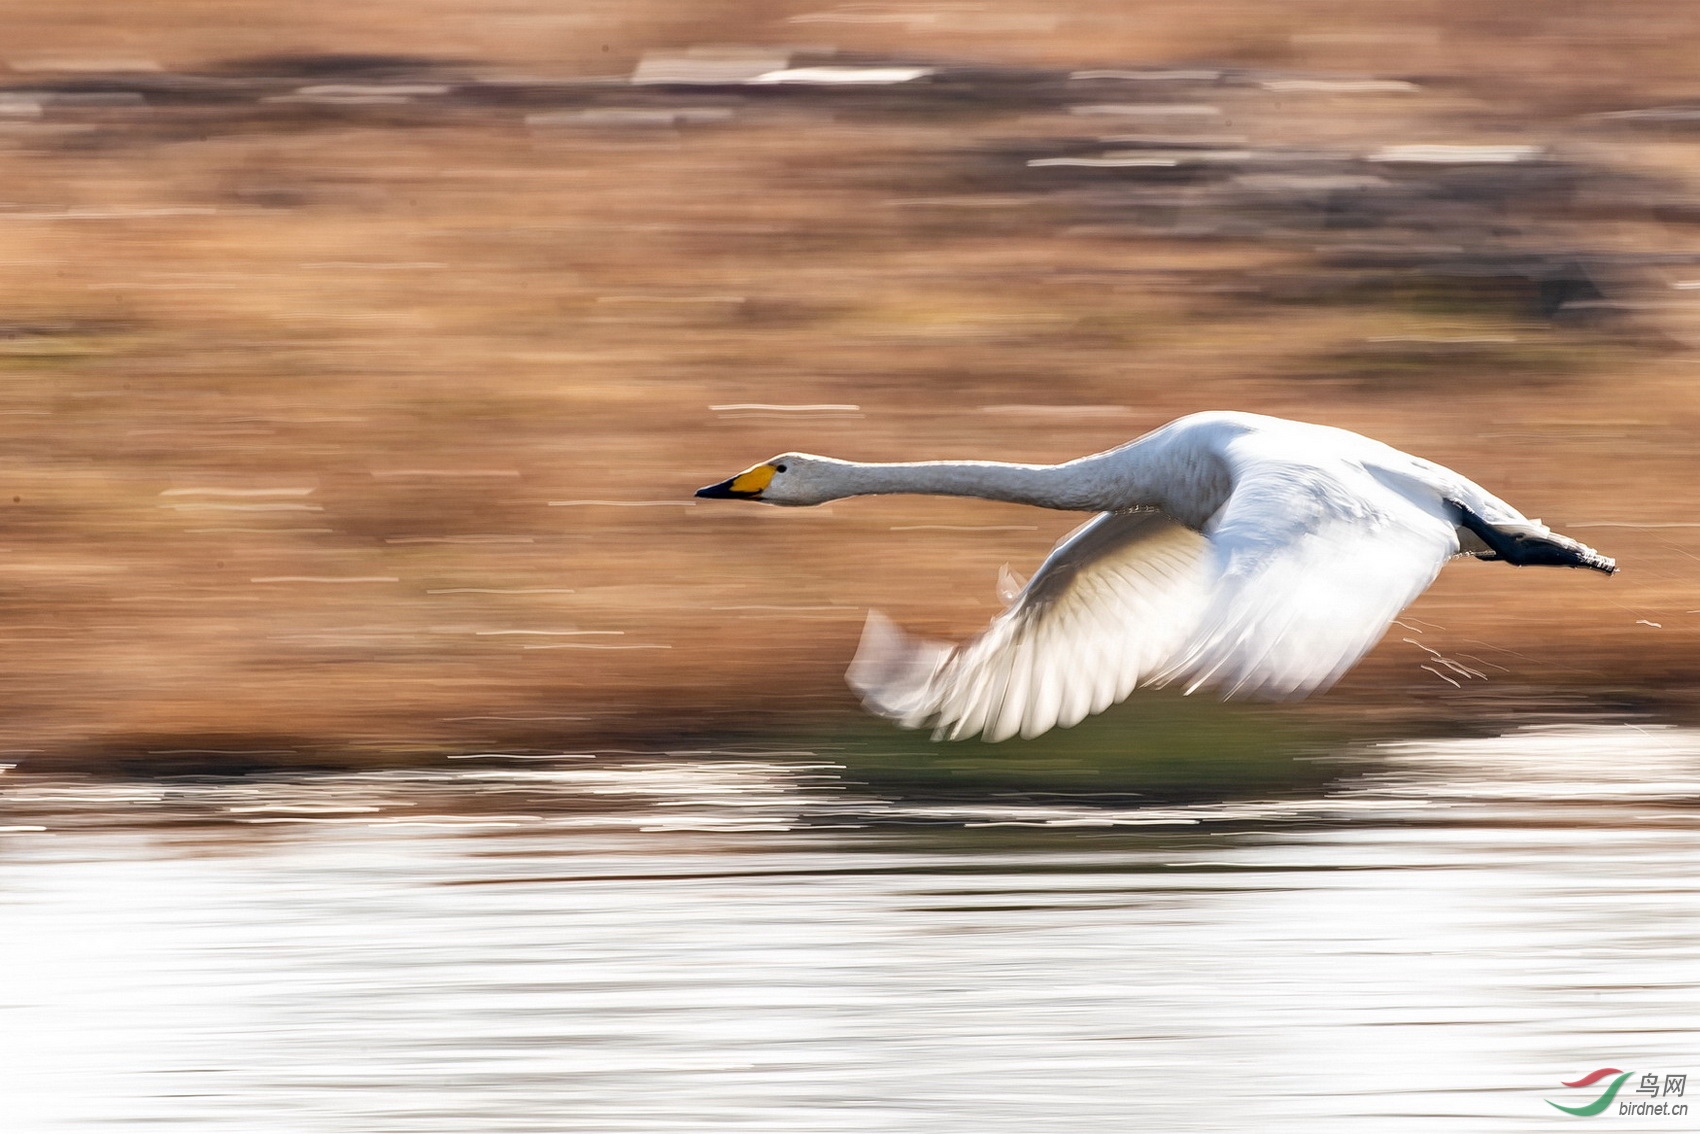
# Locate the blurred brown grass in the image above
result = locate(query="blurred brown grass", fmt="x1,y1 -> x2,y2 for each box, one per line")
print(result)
2,0 -> 1700,769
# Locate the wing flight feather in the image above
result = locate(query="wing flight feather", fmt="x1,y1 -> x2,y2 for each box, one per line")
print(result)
849,510 -> 1216,741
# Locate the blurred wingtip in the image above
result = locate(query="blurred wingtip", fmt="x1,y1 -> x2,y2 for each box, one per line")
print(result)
845,609 -> 952,729
995,563 -> 1027,606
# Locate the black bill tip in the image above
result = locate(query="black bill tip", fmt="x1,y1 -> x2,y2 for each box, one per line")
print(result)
695,478 -> 744,500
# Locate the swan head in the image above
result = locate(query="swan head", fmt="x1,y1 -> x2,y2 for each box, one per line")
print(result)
695,453 -> 840,507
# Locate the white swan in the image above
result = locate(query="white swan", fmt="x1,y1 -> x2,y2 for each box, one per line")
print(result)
696,411 -> 1616,742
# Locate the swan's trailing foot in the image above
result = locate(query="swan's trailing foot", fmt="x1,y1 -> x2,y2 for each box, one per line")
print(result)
696,411 -> 1617,741
1449,500 -> 1617,574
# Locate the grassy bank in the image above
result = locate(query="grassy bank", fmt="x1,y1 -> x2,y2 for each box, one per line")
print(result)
0,2 -> 1697,772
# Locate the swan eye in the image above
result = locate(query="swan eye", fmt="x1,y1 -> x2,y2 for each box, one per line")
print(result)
774,463 -> 788,473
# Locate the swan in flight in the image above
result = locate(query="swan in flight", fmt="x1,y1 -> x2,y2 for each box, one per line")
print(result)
696,411 -> 1615,742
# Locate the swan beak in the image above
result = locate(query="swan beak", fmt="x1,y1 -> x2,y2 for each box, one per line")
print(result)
695,464 -> 774,501
695,477 -> 751,499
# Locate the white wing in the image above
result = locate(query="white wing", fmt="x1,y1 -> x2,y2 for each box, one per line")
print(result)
847,454 -> 1461,742
848,509 -> 1216,742
1159,457 -> 1459,700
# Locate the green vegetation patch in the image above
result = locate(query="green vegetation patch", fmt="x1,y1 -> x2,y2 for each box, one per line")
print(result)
807,693 -> 1345,805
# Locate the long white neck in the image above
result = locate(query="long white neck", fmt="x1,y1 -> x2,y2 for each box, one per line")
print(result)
816,455 -> 1135,512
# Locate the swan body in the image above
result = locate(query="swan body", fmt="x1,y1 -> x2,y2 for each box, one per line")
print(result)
695,411 -> 1616,742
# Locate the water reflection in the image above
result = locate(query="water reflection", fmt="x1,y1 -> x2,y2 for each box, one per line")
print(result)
3,725 -> 1698,1131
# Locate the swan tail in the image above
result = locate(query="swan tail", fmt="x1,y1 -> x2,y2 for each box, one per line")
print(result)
846,610 -> 954,730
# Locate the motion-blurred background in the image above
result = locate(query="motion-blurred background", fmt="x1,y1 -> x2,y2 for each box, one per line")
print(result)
3,0 -> 1699,769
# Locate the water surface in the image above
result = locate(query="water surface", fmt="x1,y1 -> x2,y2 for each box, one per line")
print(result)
3,724 -> 1698,1131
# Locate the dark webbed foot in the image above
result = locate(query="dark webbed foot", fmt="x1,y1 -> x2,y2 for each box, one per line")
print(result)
1447,500 -> 1618,575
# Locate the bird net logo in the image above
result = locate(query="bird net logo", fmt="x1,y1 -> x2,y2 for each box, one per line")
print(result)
1548,1068 -> 1689,1118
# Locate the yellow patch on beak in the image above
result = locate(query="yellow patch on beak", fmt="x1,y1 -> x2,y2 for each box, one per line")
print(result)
729,464 -> 776,495
695,462 -> 777,501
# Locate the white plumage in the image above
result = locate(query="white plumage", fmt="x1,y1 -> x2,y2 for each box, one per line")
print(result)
696,411 -> 1615,741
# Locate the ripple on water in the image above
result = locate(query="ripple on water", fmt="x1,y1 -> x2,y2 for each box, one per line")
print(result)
0,724 -> 1697,1133
4,722 -> 1699,835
